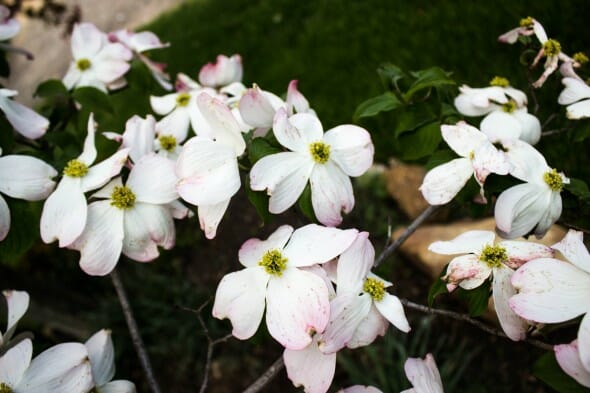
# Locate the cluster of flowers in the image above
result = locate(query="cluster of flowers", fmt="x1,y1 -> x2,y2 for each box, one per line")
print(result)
0,290 -> 135,392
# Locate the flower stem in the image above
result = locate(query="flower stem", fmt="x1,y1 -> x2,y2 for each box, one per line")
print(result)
241,356 -> 285,393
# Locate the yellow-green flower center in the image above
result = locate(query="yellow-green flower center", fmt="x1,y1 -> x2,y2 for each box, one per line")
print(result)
519,16 -> 534,28
489,76 -> 510,87
159,135 -> 177,152
0,382 -> 13,393
110,186 -> 136,210
63,159 -> 89,178
76,58 -> 92,71
468,150 -> 475,160
502,100 -> 517,113
543,168 -> 564,191
258,249 -> 288,276
176,92 -> 191,107
574,52 -> 589,65
363,277 -> 385,301
479,244 -> 508,268
309,141 -> 330,164
543,39 -> 562,56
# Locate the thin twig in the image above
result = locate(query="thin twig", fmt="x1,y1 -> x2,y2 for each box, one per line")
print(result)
242,356 -> 285,393
374,205 -> 440,268
542,128 -> 570,137
400,298 -> 553,351
111,269 -> 162,393
541,113 -> 558,130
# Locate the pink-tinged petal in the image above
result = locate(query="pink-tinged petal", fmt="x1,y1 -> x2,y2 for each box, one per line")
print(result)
428,230 -> 495,255
98,380 -> 137,393
266,268 -> 330,349
443,254 -> 492,291
404,354 -> 444,393
480,111 -> 522,143
85,329 -> 115,386
553,230 -> 590,273
238,225 -> 294,268
286,80 -> 311,114
500,240 -> 554,269
374,293 -> 411,332
19,342 -> 93,393
336,232 -> 375,293
129,30 -> 168,52
340,386 -> 383,393
284,224 -> 358,268
0,18 -> 20,41
555,340 -> 590,388
319,292 -> 371,354
510,258 -> 590,323
492,265 -> 527,341
502,138 -> 548,184
196,92 -> 246,155
323,125 -> 374,177
77,113 -> 98,164
198,199 -> 230,240
471,141 -> 511,185
212,267 -> 269,340
579,313 -> 590,372
0,338 -> 32,387
40,177 -> 87,247
0,194 -> 9,241
71,23 -> 104,59
123,203 -> 174,262
0,155 -> 57,200
284,337 -> 336,393
80,149 -> 129,192
239,85 -> 278,129
559,77 -> 590,105
498,27 -> 522,44
566,100 -> 590,120
272,108 -> 308,152
250,152 -> 314,214
198,54 -> 243,87
176,137 -> 240,206
127,154 -> 177,204
441,122 -> 487,158
139,54 -> 172,91
513,110 -> 541,145
347,304 -> 389,349
419,158 -> 473,205
289,113 -> 324,144
303,264 -> 336,299
72,200 -> 124,276
494,183 -> 548,239
150,93 -> 179,115
93,44 -> 132,81
310,160 -> 354,227
0,95 -> 49,139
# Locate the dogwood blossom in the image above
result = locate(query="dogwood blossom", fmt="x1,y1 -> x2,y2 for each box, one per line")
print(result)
70,153 -> 178,276
0,89 -> 49,140
212,224 -> 357,349
198,54 -> 243,88
558,77 -> 590,119
41,114 -> 129,247
0,290 -> 29,347
284,334 -> 336,393
494,139 -> 568,239
402,354 -> 444,393
419,122 -> 510,205
0,6 -> 19,41
103,115 -> 157,163
85,330 -> 136,392
63,23 -> 132,92
429,230 -> 553,340
250,110 -> 373,226
0,149 -> 57,241
555,340 -> 590,388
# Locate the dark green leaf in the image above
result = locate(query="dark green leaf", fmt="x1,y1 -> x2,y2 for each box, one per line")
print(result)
428,264 -> 449,306
297,183 -> 317,222
534,351 -> 590,393
405,66 -> 455,100
353,92 -> 401,122
246,186 -> 273,224
425,149 -> 456,170
377,63 -> 407,87
395,121 -> 442,160
456,279 -> 491,317
566,178 -> 590,201
34,79 -> 68,98
247,137 -> 282,165
392,103 -> 437,137
0,200 -> 41,266
72,87 -> 114,114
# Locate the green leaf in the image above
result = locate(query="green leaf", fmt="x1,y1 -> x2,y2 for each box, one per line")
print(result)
534,352 -> 590,393
297,183 -> 317,222
34,79 -> 68,98
427,264 -> 449,306
395,121 -> 442,160
566,178 -> 590,202
405,66 -> 455,100
377,63 -> 407,87
456,279 -> 491,317
246,186 -> 273,224
247,137 -> 282,165
392,102 -> 437,138
0,200 -> 41,266
353,92 -> 401,122
72,86 -> 114,114
425,149 -> 456,170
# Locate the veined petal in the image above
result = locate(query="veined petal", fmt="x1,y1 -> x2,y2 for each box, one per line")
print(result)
510,258 -> 590,323
239,85 -> 278,129
558,78 -> 590,105
283,224 -> 358,267
97,380 -> 137,393
283,338 -> 336,393
127,154 -> 177,204
419,158 -> 473,205
534,191 -> 562,239
85,329 -> 115,386
3,290 -> 29,341
404,354 -> 444,393
492,265 -> 527,341
238,225 -> 294,268
122,203 -> 174,262
80,149 -> 129,192
494,183 -> 548,239
428,230 -> 495,255
266,268 -> 330,349
212,267 -> 269,340
502,139 -> 548,183
310,160 -> 354,227
552,230 -> 590,274
286,80 -> 311,114
120,115 -> 157,163
0,96 -> 49,140
272,108 -> 308,152
346,304 -> 389,349
480,111 -> 522,142
579,313 -> 590,372
93,45 -> 132,83
323,125 -> 374,177
0,155 -> 57,200
72,200 -> 124,276
441,122 -> 487,158
555,340 -> 590,388
0,338 -> 32,388
336,232 -> 375,293
196,92 -> 246,155
374,293 -> 410,333
71,23 -> 104,59
443,254 -> 492,291
40,177 -> 87,247
471,140 -> 511,185
0,194 -> 8,241
499,240 -> 554,269
198,199 -> 230,240
289,113 -> 324,144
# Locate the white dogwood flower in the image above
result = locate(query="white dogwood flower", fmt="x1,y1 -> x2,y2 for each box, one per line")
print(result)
0,290 -> 29,347
0,89 -> 49,140
401,354 -> 444,393
558,77 -> 590,119
85,330 -> 136,392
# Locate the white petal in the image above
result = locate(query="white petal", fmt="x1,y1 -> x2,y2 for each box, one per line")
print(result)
441,122 -> 487,157
0,17 -> 20,41
346,304 -> 389,349
97,380 -> 137,393
513,111 -> 541,145
310,160 -> 354,227
0,96 -> 49,140
92,177 -> 122,199
71,201 -> 124,276
552,230 -> 590,273
323,125 -> 374,177
85,329 -> 115,386
471,140 -> 511,186
510,258 -> 590,323
504,87 -> 528,107
579,313 -> 590,372
212,267 -> 269,340
62,65 -> 81,90
289,113 -> 324,144
239,85 -> 277,129
419,158 -> 473,205
196,92 -> 246,155
404,354 -> 444,393
78,113 -> 98,164
122,203 -> 174,262
2,290 -> 29,340
566,100 -> 590,120
71,23 -> 104,59
555,340 -> 590,388
0,194 -> 9,241
494,183 -> 548,239
374,293 -> 410,332
0,155 -> 57,200
286,80 -> 311,114
283,339 -> 336,393
266,268 -> 330,349
127,154 -> 178,204
480,111 -> 522,142
336,232 -> 375,293
272,108 -> 308,152
238,225 -> 293,268
492,265 -> 527,341
198,199 -> 230,240
120,115 -> 157,162
283,224 -> 358,268
502,139 -> 548,183
80,148 -> 129,192
150,93 -> 179,115
341,386 -> 383,393
428,230 -> 495,255
533,191 -> 562,239
558,78 -> 590,105
499,240 -> 554,269
0,338 -> 32,388
443,254 -> 492,291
